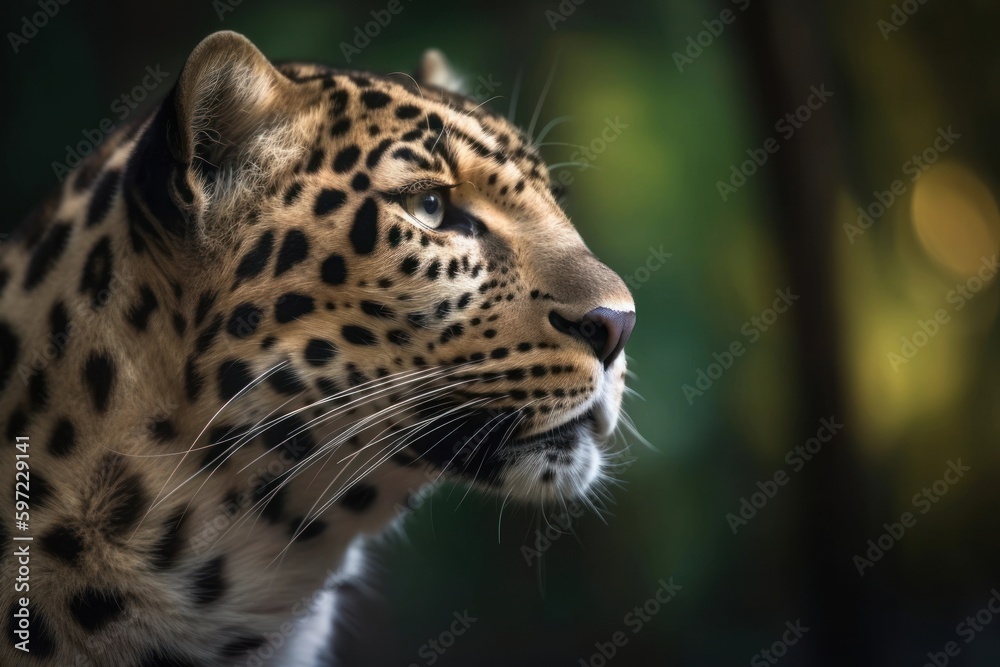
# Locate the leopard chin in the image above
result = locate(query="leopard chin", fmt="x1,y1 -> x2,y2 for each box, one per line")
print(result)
499,374 -> 627,504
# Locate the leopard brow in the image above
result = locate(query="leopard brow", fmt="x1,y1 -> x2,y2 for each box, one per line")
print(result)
389,180 -> 461,196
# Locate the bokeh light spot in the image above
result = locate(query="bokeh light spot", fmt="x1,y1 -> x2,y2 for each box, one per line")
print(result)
911,162 -> 1000,277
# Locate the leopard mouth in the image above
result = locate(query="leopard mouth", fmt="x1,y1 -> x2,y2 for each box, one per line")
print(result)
493,410 -> 594,460
403,400 -> 607,501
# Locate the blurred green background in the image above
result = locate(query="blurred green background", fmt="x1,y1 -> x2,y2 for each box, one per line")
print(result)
4,0 -> 1000,665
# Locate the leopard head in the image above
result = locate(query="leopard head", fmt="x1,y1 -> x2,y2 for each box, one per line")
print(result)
132,31 -> 636,505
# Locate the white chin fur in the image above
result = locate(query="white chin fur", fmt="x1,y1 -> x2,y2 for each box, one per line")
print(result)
500,429 -> 604,504
496,360 -> 627,503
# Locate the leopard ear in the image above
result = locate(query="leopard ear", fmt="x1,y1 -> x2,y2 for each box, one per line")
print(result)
172,31 -> 308,229
415,49 -> 466,94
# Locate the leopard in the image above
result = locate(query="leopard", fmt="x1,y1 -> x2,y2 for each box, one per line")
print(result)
0,31 -> 636,666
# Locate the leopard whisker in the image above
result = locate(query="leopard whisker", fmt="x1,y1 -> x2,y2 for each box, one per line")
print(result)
275,381 -> 482,496
453,408 -> 530,509
233,384 -> 485,544
133,360 -> 289,538
534,141 -> 584,149
547,161 -> 601,172
386,71 -> 425,99
277,402 -> 492,562
290,362 -> 480,441
497,485 -> 516,543
508,65 -> 524,123
527,52 -> 560,142
533,115 -> 573,146
227,363 -> 466,478
175,366 -> 467,543
275,399 -> 495,560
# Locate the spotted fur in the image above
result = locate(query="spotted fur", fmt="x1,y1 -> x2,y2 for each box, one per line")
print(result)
0,32 -> 635,666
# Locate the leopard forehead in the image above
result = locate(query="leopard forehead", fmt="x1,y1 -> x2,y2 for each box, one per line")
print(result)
263,62 -> 559,222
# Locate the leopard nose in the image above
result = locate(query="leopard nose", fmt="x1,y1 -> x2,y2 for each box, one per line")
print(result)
548,307 -> 636,369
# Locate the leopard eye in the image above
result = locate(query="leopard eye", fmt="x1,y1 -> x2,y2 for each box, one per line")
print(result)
403,190 -> 446,229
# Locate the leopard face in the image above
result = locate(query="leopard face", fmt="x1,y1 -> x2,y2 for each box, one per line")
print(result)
162,32 -> 636,504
